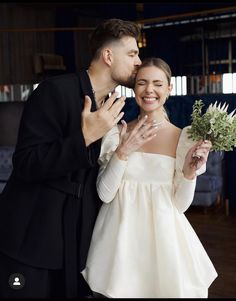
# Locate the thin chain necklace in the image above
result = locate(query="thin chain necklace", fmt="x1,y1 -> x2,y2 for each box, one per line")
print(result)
86,69 -> 106,108
86,69 -> 96,99
91,87 -> 96,99
138,115 -> 166,127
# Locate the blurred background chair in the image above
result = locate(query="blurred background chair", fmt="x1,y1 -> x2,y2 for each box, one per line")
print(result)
0,146 -> 14,194
192,151 -> 228,215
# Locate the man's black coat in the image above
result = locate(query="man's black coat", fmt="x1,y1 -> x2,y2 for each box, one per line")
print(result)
0,70 -> 102,272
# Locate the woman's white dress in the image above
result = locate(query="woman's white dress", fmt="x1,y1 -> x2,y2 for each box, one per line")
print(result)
81,125 -> 218,298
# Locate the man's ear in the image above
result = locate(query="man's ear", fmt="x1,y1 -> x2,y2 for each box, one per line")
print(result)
102,48 -> 113,66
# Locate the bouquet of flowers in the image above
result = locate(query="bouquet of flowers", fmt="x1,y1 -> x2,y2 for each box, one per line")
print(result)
187,99 -> 236,152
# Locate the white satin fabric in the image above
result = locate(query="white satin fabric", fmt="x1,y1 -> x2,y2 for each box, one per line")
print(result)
81,126 -> 217,298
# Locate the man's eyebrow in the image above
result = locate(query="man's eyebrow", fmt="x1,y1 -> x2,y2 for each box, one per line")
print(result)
128,49 -> 139,54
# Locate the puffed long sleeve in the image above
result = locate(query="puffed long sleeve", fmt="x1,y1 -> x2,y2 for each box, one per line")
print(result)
173,126 -> 206,214
96,125 -> 128,203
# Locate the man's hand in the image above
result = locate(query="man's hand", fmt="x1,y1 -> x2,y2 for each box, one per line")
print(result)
82,92 -> 126,146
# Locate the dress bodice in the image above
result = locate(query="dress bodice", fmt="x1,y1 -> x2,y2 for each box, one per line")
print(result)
124,152 -> 175,185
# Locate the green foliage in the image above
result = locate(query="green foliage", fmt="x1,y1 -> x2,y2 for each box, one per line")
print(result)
187,100 -> 236,151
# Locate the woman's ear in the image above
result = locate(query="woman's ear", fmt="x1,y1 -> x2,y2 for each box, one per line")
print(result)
165,83 -> 173,100
168,83 -> 173,95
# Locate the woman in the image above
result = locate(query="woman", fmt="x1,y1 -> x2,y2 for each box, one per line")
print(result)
81,57 -> 217,298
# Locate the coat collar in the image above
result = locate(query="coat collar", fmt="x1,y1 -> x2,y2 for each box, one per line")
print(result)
77,69 -> 97,112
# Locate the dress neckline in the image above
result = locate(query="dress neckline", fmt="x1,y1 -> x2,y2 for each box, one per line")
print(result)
134,151 -> 176,160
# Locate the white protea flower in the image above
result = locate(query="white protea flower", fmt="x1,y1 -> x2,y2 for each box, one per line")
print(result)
212,101 -> 218,111
227,109 -> 236,123
207,101 -> 218,113
207,103 -> 213,113
218,102 -> 229,113
208,101 -> 229,114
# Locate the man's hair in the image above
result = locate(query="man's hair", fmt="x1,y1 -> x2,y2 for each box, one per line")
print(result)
89,18 -> 140,60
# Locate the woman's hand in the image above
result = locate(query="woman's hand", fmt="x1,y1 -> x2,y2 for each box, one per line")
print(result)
183,140 -> 212,179
115,116 -> 159,161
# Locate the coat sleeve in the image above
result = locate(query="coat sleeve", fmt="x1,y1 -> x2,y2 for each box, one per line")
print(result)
96,125 -> 128,203
12,77 -> 93,181
172,126 -> 206,213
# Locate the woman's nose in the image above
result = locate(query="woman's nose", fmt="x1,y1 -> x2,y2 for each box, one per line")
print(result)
145,84 -> 154,93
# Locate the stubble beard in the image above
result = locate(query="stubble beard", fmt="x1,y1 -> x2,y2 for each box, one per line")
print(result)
118,73 -> 136,89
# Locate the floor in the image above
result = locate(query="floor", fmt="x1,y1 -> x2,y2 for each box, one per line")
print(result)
186,204 -> 236,298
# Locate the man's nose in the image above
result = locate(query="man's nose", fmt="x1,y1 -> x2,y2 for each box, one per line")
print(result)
136,56 -> 142,66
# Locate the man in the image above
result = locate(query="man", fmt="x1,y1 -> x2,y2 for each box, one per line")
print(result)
0,18 -> 141,298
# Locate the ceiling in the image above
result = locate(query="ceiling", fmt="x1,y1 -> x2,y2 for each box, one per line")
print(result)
19,2 -> 236,22
15,2 -> 236,37
6,2 -> 236,77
